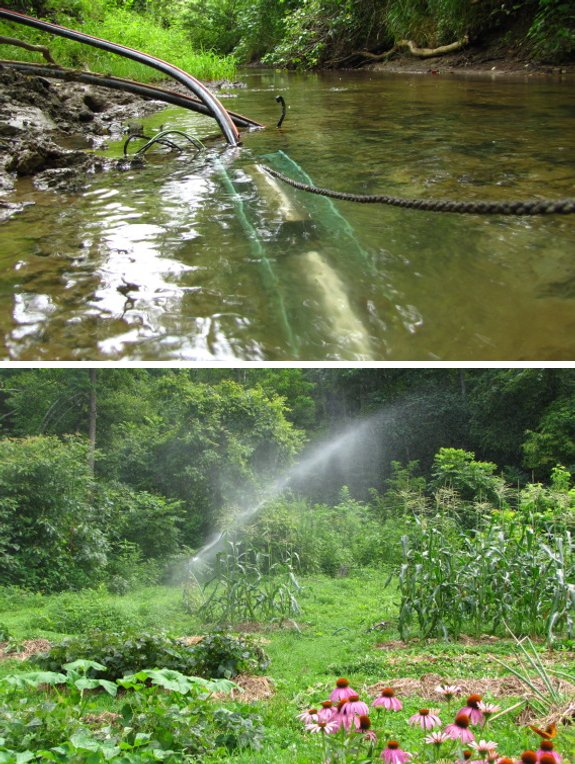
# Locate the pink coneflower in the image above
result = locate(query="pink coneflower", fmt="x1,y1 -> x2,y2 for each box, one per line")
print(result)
318,700 -> 335,722
372,687 -> 403,711
477,701 -> 500,721
458,694 -> 485,726
537,742 -> 562,764
408,708 -> 442,730
470,740 -> 498,759
342,694 -> 370,717
435,684 -> 462,701
381,741 -> 412,764
457,752 -> 483,764
424,731 -> 451,747
496,758 -> 515,764
445,713 -> 476,744
520,752 -> 538,764
297,708 -> 319,724
357,714 -> 377,743
329,677 -> 357,703
305,719 -> 339,734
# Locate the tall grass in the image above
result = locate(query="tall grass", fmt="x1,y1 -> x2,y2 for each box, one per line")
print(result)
0,4 -> 236,82
398,511 -> 574,642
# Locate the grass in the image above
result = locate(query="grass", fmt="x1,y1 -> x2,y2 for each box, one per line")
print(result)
1,573 -> 575,762
0,6 -> 236,83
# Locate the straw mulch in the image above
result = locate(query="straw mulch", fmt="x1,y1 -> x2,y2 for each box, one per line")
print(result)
367,672 -> 575,700
214,674 -> 275,702
0,639 -> 51,661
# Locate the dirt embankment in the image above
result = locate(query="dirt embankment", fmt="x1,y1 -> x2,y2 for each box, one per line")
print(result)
0,63 -> 164,220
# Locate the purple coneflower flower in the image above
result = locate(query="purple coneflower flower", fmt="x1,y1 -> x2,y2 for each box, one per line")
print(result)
458,694 -> 485,726
318,701 -> 335,722
329,677 -> 357,703
372,687 -> 403,711
297,708 -> 319,724
520,752 -> 539,764
357,714 -> 377,743
381,741 -> 412,764
342,694 -> 370,717
435,684 -> 462,701
305,719 -> 339,734
477,701 -> 500,721
445,713 -> 476,744
470,739 -> 498,758
408,708 -> 442,730
424,731 -> 451,747
457,752 -> 483,764
537,742 -> 562,764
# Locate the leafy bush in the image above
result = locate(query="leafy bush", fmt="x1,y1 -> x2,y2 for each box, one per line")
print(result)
32,629 -> 269,681
0,436 -> 105,593
33,597 -> 143,634
189,632 -> 270,678
33,630 -> 198,680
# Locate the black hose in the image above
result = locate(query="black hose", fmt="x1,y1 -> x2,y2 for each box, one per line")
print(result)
0,7 -> 241,146
0,61 -> 264,129
275,95 -> 286,128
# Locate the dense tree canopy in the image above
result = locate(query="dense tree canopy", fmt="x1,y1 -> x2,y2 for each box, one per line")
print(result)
1,368 -> 574,592
1,0 -> 573,68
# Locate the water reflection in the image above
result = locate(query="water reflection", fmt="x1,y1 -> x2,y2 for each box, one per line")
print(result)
0,69 -> 574,360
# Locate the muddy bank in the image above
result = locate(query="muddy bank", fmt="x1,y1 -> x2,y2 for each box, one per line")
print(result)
0,63 -> 169,220
366,44 -> 575,79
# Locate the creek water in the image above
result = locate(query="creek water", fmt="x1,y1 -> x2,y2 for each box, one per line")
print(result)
1,68 -> 574,360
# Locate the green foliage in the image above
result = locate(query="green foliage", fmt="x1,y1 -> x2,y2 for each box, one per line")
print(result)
430,447 -> 507,525
32,591 -> 143,634
187,632 -> 270,678
0,436 -> 104,593
0,660 -> 262,762
0,623 -> 10,642
528,0 -> 575,61
32,628 -> 269,682
0,0 -> 236,82
32,630 -> 199,681
398,510 -> 575,641
190,540 -> 302,626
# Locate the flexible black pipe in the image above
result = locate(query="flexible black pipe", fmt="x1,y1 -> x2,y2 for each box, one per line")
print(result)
0,7 -> 241,145
0,60 -> 264,129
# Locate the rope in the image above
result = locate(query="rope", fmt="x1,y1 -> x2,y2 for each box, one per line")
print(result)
262,167 -> 575,216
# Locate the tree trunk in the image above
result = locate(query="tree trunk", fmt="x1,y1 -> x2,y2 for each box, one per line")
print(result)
88,369 -> 97,472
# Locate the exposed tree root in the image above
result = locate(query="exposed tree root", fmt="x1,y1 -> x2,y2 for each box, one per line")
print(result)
353,34 -> 469,65
0,35 -> 56,64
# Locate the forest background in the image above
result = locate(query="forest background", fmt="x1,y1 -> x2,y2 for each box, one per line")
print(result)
1,367 -> 574,594
1,0 -> 574,83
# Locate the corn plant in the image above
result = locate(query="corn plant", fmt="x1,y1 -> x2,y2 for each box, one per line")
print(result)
398,512 -> 574,642
193,540 -> 302,626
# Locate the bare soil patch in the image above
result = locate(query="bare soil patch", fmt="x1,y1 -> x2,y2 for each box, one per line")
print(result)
367,672 -> 575,700
0,638 -> 51,661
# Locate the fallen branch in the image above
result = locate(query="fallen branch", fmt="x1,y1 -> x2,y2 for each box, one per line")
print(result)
0,35 -> 56,64
356,34 -> 469,62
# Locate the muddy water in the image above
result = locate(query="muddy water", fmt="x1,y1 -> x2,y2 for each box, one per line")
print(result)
1,69 -> 574,360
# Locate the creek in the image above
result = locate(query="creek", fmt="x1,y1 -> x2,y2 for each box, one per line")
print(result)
1,68 -> 574,360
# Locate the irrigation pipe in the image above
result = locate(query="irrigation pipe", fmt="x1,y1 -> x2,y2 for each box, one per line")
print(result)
263,166 -> 575,216
0,7 -> 241,145
215,159 -> 298,356
0,60 -> 264,130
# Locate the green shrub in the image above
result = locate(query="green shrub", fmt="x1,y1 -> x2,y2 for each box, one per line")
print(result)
32,629 -> 269,681
33,597 -> 143,634
189,632 -> 270,678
